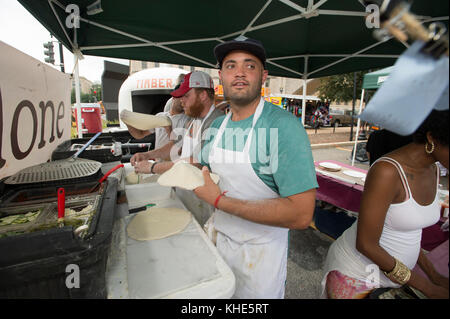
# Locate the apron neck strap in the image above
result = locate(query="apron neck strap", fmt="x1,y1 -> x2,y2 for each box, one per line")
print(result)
186,104 -> 215,138
213,98 -> 265,149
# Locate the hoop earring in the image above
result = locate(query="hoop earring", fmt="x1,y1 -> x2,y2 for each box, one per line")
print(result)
425,141 -> 435,154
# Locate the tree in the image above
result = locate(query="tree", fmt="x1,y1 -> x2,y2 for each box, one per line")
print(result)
71,85 -> 102,104
91,84 -> 102,102
318,71 -> 372,103
71,88 -> 91,103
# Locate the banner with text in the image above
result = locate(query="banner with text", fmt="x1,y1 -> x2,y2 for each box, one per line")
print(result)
0,41 -> 71,179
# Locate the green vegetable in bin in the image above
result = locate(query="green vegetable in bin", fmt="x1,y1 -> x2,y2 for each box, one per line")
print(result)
0,210 -> 40,226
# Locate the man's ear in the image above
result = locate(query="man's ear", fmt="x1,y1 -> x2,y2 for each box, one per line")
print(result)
262,69 -> 268,84
201,89 -> 208,102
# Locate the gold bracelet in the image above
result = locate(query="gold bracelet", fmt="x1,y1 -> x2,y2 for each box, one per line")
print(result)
383,258 -> 411,285
384,258 -> 400,277
393,261 -> 411,285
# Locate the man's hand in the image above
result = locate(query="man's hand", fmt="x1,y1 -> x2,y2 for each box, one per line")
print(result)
134,160 -> 152,174
194,166 -> 221,206
125,124 -> 151,140
130,152 -> 151,166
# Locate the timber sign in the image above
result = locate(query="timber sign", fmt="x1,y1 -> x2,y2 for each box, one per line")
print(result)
0,41 -> 71,179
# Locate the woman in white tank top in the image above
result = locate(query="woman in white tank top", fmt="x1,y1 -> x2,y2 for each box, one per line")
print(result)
321,110 -> 449,299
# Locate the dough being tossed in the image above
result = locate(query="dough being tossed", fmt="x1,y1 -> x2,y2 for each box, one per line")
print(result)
157,161 -> 220,190
127,207 -> 191,241
120,109 -> 171,130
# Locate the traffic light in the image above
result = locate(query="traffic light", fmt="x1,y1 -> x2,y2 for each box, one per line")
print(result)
43,41 -> 55,64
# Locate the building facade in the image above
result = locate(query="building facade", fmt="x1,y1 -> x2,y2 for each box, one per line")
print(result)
71,76 -> 94,95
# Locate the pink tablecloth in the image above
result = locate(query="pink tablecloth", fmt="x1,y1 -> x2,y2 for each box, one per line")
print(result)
315,160 -> 367,212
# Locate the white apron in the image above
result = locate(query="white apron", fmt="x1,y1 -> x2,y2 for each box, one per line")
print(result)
208,98 -> 289,299
180,105 -> 215,159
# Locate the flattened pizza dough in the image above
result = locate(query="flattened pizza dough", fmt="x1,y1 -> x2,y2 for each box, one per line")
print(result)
157,161 -> 220,190
120,109 -> 171,130
127,207 -> 191,241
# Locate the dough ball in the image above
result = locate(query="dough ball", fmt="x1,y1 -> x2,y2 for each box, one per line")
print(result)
126,172 -> 140,184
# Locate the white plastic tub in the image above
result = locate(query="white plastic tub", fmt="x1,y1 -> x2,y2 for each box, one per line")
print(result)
123,163 -> 158,184
125,183 -> 173,209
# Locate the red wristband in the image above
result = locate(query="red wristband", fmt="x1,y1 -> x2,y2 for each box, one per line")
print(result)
214,191 -> 228,209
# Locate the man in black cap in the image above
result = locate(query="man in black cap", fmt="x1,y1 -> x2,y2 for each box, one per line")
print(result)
193,36 -> 318,298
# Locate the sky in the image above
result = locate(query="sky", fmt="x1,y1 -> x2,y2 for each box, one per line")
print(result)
0,0 -> 129,83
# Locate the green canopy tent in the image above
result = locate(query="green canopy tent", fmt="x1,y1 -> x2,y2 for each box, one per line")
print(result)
17,0 -> 449,136
361,66 -> 395,89
351,66 -> 394,165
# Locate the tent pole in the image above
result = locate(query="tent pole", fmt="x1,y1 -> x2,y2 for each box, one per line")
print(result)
351,89 -> 365,166
74,54 -> 83,138
302,56 -> 308,125
350,72 -> 356,141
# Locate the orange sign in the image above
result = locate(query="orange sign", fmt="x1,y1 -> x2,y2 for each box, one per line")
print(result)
215,85 -> 224,96
261,87 -> 270,96
136,78 -> 174,89
214,85 -> 269,97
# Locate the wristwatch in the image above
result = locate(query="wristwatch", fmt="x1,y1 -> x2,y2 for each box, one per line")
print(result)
150,161 -> 158,174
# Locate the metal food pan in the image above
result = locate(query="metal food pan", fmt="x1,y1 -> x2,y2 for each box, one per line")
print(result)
0,181 -> 105,208
29,194 -> 102,238
0,204 -> 52,237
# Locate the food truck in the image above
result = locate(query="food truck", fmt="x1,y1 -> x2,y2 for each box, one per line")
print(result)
117,67 -> 188,129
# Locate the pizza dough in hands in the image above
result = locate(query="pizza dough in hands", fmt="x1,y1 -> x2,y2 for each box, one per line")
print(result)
157,161 -> 220,190
127,207 -> 191,241
120,109 -> 171,130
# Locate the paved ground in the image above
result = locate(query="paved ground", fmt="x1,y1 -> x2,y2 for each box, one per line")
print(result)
306,125 -> 363,145
285,228 -> 334,299
284,136 -> 360,299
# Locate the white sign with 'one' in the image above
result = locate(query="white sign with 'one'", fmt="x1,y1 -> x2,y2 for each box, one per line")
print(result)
0,41 -> 71,179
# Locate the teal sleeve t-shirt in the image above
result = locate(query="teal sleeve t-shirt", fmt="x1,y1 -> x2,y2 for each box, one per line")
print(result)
198,101 -> 318,197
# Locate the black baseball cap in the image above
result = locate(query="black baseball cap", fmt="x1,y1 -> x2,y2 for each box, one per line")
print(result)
214,36 -> 267,69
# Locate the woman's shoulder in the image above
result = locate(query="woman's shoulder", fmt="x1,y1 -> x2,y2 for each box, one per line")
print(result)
369,158 -> 404,182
